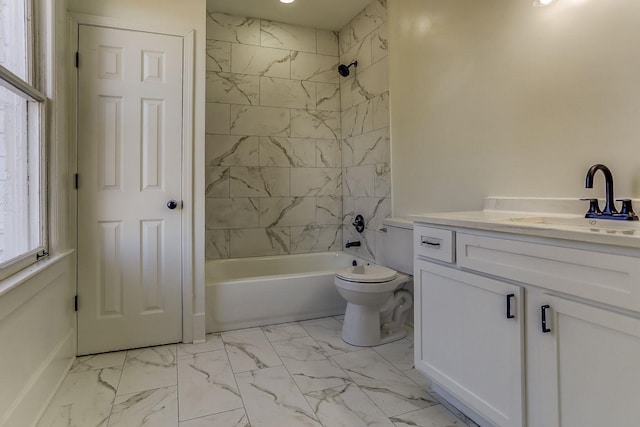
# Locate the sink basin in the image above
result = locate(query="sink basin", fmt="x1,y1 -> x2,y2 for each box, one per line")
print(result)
495,215 -> 639,234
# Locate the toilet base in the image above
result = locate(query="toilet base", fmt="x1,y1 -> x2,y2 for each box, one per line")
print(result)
341,302 -> 407,347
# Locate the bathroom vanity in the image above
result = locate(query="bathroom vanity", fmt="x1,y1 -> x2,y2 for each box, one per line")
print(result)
412,204 -> 640,427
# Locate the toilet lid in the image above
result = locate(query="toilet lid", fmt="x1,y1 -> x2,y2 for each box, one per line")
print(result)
336,264 -> 397,283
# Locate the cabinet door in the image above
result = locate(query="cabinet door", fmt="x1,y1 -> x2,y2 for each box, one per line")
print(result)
542,295 -> 640,427
415,261 -> 524,427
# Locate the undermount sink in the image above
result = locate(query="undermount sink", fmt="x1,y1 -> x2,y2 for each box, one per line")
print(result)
495,215 -> 640,234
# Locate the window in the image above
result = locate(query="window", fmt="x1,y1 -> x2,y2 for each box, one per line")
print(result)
0,0 -> 47,280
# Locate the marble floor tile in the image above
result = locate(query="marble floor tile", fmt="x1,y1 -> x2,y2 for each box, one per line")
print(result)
332,349 -> 436,417
262,322 -> 309,342
107,386 -> 177,427
305,383 -> 394,427
39,317 -> 469,427
235,365 -> 322,427
177,333 -> 224,356
333,314 -> 345,324
283,358 -> 352,393
390,404 -> 465,427
117,345 -> 177,396
37,367 -> 121,427
221,328 -> 282,373
271,336 -> 330,361
403,368 -> 433,392
299,317 -> 360,355
373,337 -> 415,371
70,351 -> 126,373
179,408 -> 249,426
177,350 -> 243,421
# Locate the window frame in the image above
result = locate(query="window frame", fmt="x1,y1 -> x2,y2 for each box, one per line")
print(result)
0,0 -> 48,281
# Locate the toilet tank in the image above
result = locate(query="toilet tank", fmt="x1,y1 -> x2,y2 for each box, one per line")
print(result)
381,217 -> 414,275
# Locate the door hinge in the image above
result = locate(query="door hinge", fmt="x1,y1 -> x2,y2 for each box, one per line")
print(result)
74,295 -> 78,312
75,51 -> 79,68
74,173 -> 79,189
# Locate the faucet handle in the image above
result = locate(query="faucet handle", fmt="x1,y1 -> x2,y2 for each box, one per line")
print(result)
580,198 -> 601,216
616,199 -> 639,220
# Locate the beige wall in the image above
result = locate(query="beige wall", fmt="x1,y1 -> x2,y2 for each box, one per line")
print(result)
68,0 -> 207,338
68,0 -> 204,29
388,0 -> 640,217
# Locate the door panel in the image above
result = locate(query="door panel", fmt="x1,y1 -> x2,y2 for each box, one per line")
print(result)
77,25 -> 183,355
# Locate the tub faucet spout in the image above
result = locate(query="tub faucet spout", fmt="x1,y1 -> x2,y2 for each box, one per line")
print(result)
345,240 -> 361,248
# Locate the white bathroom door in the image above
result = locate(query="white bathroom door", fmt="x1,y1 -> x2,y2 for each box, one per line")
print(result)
76,25 -> 184,355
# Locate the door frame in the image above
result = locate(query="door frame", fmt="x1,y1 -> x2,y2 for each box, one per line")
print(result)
68,14 -> 196,345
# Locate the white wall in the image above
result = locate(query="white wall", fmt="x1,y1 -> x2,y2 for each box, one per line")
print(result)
67,0 -> 207,340
0,1 -> 76,425
0,255 -> 75,427
388,0 -> 640,216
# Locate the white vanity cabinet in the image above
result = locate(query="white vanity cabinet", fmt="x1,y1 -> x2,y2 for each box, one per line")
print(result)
415,260 -> 525,427
532,293 -> 640,427
414,222 -> 640,427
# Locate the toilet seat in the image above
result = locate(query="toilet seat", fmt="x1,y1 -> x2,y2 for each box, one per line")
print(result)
336,264 -> 397,283
335,272 -> 408,294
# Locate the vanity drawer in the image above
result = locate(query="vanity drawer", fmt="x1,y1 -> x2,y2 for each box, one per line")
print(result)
414,224 -> 455,263
456,233 -> 640,312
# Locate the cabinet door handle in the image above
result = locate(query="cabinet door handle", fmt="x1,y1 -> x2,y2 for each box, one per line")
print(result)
421,238 -> 441,247
506,294 -> 516,319
541,305 -> 551,333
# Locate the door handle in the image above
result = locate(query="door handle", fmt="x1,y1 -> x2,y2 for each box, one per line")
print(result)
506,294 -> 516,319
541,305 -> 551,333
167,200 -> 178,210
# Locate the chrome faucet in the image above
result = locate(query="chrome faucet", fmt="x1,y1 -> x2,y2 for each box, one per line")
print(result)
345,240 -> 361,248
584,164 -> 638,220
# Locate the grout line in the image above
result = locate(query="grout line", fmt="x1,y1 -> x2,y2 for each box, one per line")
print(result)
328,350 -> 393,422
223,344 -> 251,426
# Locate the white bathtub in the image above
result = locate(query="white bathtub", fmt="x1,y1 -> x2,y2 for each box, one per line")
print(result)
205,252 -> 366,333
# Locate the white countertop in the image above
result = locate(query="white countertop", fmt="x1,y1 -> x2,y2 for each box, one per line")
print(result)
410,209 -> 640,249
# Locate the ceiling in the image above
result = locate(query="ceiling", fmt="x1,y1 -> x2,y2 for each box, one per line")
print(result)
206,0 -> 372,31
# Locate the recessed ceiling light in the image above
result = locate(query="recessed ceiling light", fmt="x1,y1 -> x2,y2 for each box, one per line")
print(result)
533,0 -> 555,6
280,0 -> 295,3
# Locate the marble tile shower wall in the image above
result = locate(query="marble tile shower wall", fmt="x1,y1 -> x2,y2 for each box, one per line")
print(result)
339,0 -> 391,263
205,12 -> 344,259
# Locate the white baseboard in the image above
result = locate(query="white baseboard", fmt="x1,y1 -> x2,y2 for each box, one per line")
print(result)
1,330 -> 75,427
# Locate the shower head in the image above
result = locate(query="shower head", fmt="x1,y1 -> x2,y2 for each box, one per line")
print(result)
338,61 -> 358,77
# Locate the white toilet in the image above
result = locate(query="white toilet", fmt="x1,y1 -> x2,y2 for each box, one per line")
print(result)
335,218 -> 414,346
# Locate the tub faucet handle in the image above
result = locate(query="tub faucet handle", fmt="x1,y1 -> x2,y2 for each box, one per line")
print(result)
352,214 -> 365,233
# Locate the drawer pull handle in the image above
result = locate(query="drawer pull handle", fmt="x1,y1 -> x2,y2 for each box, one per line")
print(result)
421,238 -> 441,247
506,294 -> 515,319
541,305 -> 552,333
